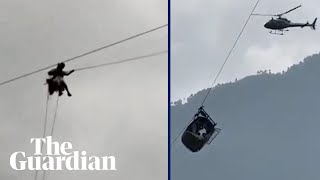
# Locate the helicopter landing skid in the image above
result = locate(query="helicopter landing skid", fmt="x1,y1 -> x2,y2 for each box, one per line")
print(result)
269,29 -> 289,35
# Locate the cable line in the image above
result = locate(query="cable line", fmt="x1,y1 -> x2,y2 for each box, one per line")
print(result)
49,97 -> 60,137
40,93 -> 50,152
34,92 -> 49,180
200,0 -> 260,106
75,50 -> 167,71
0,24 -> 167,87
41,96 -> 59,180
170,0 -> 260,146
34,96 -> 60,180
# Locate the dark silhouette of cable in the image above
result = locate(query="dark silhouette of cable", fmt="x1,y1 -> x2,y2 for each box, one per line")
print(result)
49,96 -> 59,137
75,50 -> 167,71
34,92 -> 49,180
34,165 -> 39,180
170,0 -> 260,146
200,0 -> 260,106
40,93 -> 50,151
0,24 -> 167,87
40,96 -> 59,180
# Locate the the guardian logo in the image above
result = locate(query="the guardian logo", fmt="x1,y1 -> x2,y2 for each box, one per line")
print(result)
10,136 -> 117,171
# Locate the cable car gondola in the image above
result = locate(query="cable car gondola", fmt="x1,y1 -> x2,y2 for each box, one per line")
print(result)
181,106 -> 220,152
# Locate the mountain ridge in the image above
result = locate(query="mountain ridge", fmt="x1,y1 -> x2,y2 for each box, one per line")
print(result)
171,52 -> 320,180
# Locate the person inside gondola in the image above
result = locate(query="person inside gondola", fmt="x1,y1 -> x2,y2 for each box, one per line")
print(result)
197,127 -> 207,139
47,63 -> 75,97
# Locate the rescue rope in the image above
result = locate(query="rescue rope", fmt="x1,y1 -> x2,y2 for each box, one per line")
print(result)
34,95 -> 60,180
0,24 -> 168,87
74,50 -> 168,71
50,96 -> 60,137
34,166 -> 39,180
41,92 -> 50,151
34,92 -> 49,180
42,96 -> 59,180
170,0 -> 260,146
41,96 -> 59,180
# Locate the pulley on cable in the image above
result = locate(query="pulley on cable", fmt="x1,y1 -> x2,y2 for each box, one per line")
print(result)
181,106 -> 220,152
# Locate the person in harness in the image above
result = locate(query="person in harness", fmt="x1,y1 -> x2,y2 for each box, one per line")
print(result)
47,63 -> 75,97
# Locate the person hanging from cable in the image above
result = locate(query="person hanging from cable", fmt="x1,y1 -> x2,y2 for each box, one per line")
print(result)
46,63 -> 75,97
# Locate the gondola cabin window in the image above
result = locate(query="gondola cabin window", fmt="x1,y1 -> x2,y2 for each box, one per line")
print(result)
181,107 -> 220,152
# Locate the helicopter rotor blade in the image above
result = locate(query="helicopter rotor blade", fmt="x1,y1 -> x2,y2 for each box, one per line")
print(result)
251,13 -> 277,16
276,5 -> 302,16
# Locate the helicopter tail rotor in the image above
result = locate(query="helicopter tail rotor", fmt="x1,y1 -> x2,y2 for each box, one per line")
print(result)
311,18 -> 317,30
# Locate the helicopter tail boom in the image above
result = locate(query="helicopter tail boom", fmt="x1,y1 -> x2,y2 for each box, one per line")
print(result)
295,18 -> 317,29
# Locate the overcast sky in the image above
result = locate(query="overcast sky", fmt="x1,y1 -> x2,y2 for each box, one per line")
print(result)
0,1 -> 167,180
171,0 -> 320,101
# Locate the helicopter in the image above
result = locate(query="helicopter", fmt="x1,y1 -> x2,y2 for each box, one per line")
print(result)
252,5 -> 317,35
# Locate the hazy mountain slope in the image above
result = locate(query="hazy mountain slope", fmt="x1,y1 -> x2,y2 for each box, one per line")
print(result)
171,53 -> 320,180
